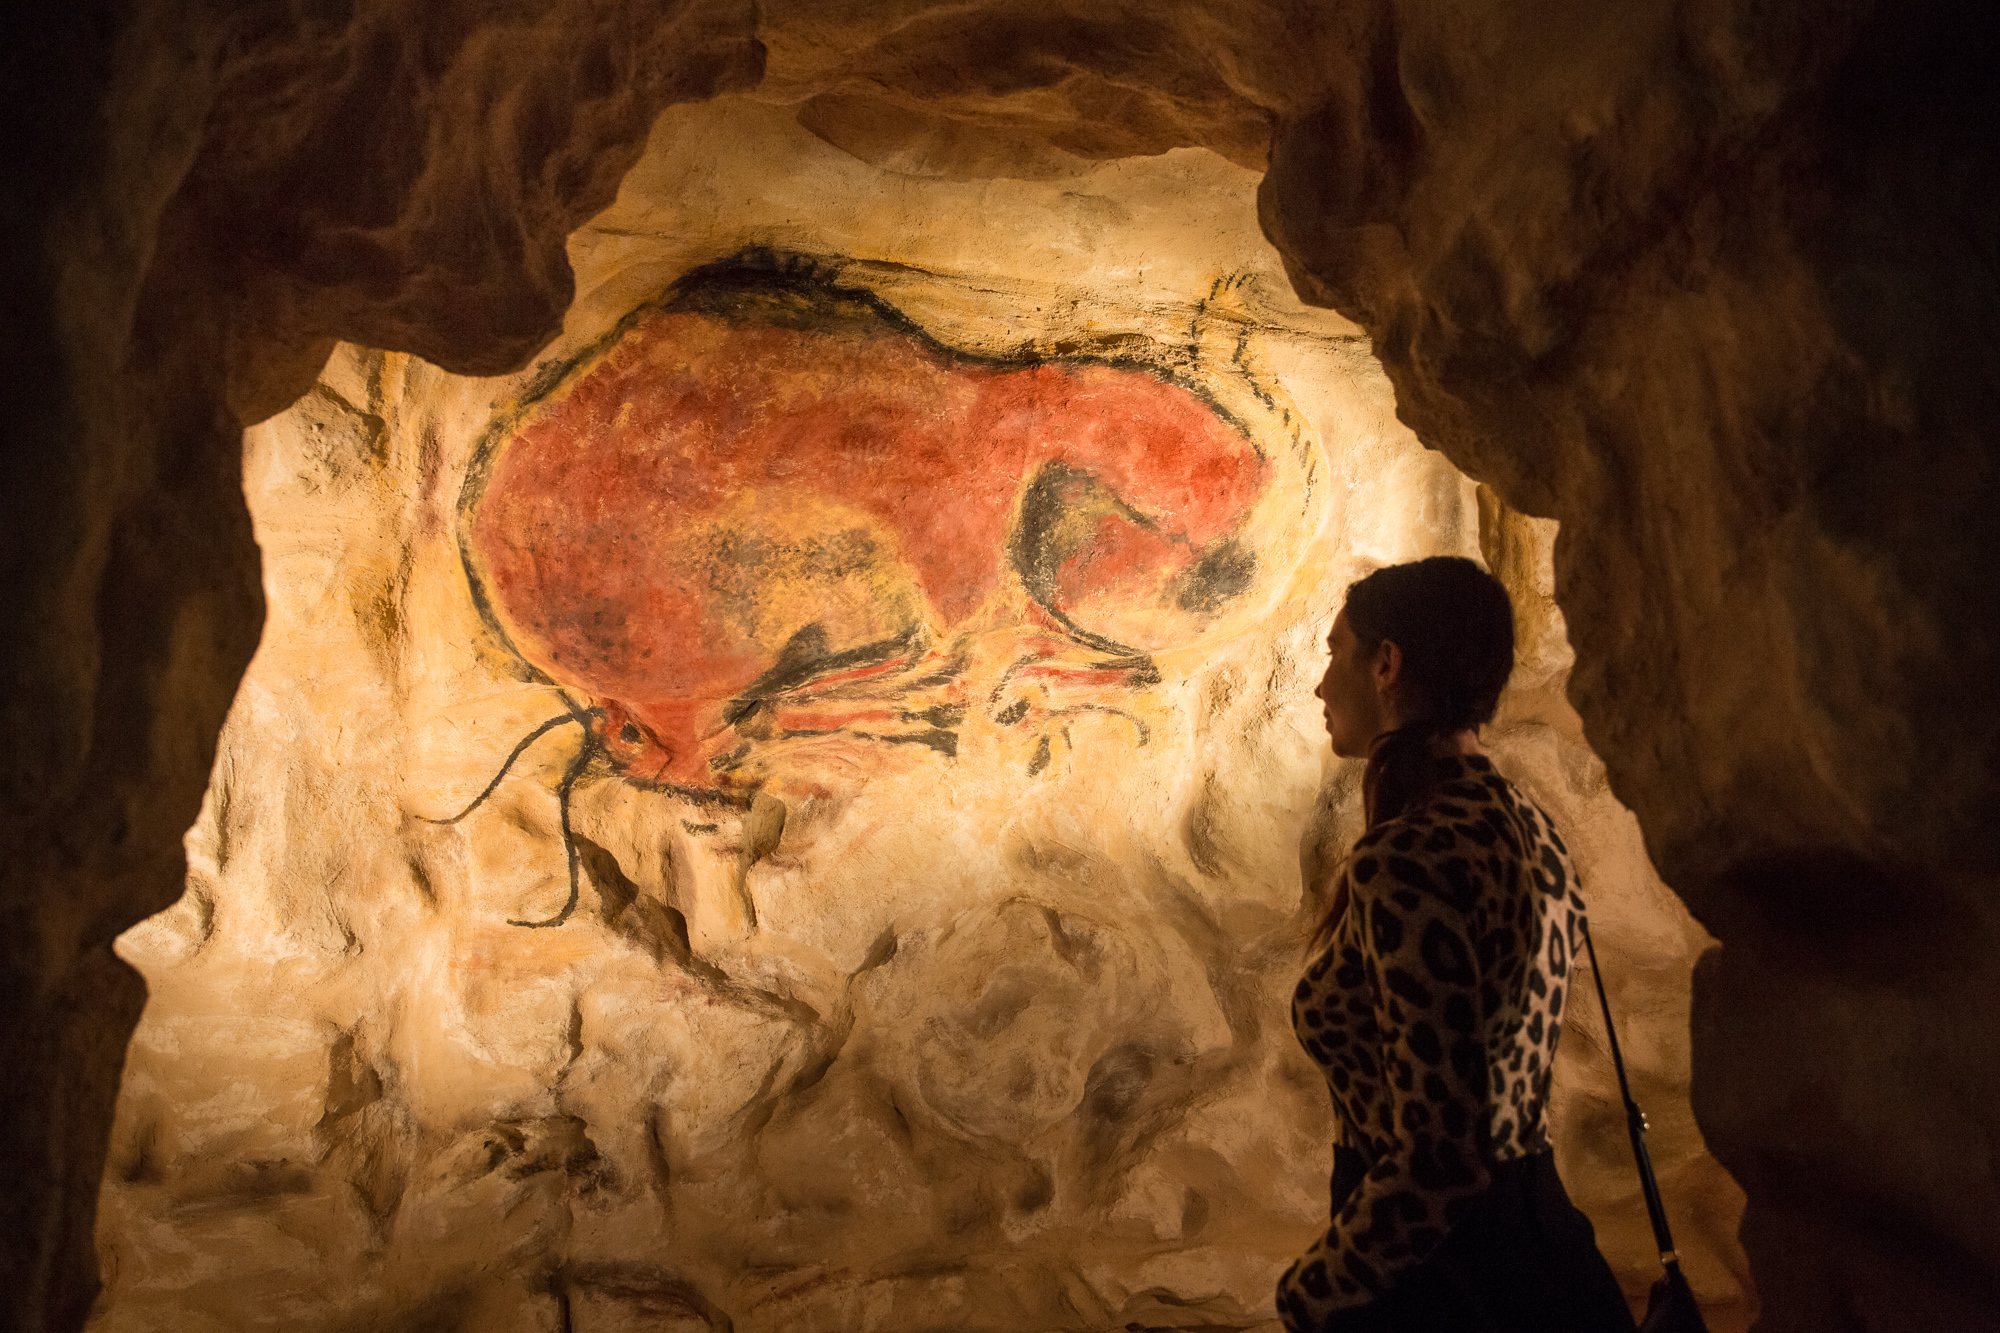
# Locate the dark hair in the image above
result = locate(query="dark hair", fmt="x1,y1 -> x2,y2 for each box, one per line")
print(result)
1344,555 -> 1515,735
1308,557 -> 1518,953
1350,557 -> 1513,827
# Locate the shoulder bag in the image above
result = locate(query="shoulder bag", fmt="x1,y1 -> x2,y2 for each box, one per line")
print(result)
1579,919 -> 1711,1333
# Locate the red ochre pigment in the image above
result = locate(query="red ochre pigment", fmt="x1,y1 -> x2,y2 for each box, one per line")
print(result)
467,304 -> 1267,789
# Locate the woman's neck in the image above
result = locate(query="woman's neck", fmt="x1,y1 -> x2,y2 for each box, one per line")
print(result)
1362,724 -> 1481,828
1368,725 -> 1483,758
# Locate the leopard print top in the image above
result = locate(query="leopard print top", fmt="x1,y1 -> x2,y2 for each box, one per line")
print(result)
1277,753 -> 1584,1327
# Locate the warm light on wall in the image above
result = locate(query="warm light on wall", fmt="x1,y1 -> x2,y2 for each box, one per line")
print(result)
95,96 -> 1746,1333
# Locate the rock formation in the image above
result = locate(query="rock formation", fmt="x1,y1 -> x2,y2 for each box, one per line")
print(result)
82,107 -> 1749,1330
3,2 -> 1993,1331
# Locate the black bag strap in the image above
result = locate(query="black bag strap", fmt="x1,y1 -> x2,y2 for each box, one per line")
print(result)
1578,916 -> 1686,1277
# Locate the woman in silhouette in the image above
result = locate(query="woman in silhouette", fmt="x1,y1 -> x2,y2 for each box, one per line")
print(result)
1278,557 -> 1635,1333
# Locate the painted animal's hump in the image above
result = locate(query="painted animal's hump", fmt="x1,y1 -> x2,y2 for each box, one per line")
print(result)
464,312 -> 950,695
465,304 -> 1269,704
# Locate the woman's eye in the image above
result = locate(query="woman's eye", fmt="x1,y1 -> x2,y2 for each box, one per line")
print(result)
619,723 -> 641,744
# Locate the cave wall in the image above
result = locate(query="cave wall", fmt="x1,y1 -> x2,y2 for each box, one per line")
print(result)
87,106 -> 1747,1328
4,1 -> 1995,1331
4,4 -> 766,1328
1254,4 -> 2000,1326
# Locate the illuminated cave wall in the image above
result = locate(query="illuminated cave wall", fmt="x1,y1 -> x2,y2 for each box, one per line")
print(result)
90,101 -> 1749,1332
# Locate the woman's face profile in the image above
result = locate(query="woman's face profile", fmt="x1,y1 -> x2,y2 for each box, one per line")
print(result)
1315,609 -> 1387,758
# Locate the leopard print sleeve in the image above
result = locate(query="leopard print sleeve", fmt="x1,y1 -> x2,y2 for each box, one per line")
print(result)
1276,833 -> 1497,1323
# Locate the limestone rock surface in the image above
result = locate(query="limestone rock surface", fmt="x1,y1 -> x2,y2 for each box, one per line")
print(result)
1254,8 -> 2000,1328
7,2 -> 1993,1331
90,107 -> 1747,1332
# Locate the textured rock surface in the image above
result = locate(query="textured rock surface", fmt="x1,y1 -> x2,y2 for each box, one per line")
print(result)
5,5 -> 764,1328
1254,6 -> 2000,1328
6,2 -> 1994,1330
89,108 -> 1745,1331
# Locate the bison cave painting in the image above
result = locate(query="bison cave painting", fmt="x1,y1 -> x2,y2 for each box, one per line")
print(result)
437,255 -> 1297,927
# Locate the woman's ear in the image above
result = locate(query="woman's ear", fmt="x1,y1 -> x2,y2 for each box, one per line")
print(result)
1371,638 -> 1403,694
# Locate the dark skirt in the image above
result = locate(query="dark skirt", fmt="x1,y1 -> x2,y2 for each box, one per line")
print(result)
1309,1149 -> 1637,1333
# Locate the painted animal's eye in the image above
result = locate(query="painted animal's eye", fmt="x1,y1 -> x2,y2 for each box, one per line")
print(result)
620,723 -> 641,744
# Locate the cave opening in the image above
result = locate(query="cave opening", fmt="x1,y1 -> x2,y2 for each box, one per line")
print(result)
8,6 -> 1998,1333
84,95 -> 1749,1332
